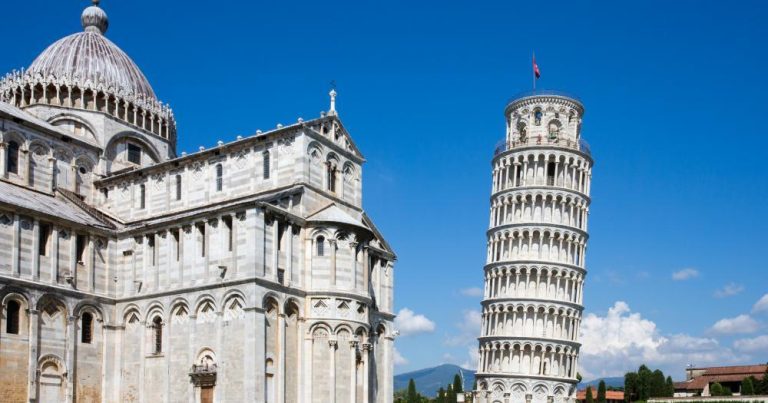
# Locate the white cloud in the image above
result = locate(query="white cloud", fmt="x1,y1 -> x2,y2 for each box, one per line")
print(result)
442,310 -> 482,371
734,335 -> 768,353
394,308 -> 436,336
709,314 -> 760,335
444,310 -> 481,347
714,283 -> 744,298
672,268 -> 699,281
459,287 -> 483,297
393,347 -> 408,366
579,301 -> 739,379
752,294 -> 768,314
460,346 -> 480,370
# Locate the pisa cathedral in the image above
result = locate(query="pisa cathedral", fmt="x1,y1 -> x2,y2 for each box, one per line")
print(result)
0,2 -> 395,402
473,93 -> 593,403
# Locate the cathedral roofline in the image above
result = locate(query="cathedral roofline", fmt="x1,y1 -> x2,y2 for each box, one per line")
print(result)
0,101 -> 102,153
94,114 -> 362,186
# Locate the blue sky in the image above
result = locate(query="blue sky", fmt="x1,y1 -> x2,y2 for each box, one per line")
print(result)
4,0 -> 768,380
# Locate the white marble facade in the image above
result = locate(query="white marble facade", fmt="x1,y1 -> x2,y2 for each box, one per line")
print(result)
0,2 -> 395,403
473,93 -> 593,403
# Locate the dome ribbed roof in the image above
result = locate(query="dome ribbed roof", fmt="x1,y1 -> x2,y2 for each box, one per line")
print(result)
27,3 -> 156,99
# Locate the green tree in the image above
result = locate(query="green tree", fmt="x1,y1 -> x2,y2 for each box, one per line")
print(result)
710,382 -> 725,396
741,376 -> 755,396
624,371 -> 638,402
447,384 -> 456,403
394,388 -> 407,403
407,379 -> 419,403
759,364 -> 768,395
586,386 -> 595,403
650,369 -> 666,397
665,375 -> 675,397
454,374 -> 464,393
637,365 -> 652,400
436,387 -> 446,403
597,380 -> 607,403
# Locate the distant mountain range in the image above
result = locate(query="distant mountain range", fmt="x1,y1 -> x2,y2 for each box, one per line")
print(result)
394,365 -> 623,397
394,364 -> 475,397
579,376 -> 625,390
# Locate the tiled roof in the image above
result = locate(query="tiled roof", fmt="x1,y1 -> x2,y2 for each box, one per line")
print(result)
701,365 -> 767,376
674,364 -> 767,390
0,180 -> 111,228
577,390 -> 624,400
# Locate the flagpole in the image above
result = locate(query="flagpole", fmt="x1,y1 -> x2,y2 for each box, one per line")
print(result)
532,52 -> 536,93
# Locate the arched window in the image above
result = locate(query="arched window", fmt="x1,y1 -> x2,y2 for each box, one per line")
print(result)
327,163 -> 336,192
215,164 -> 223,192
175,175 -> 182,200
139,184 -> 146,209
534,109 -> 543,126
316,236 -> 325,256
517,122 -> 527,141
547,162 -> 556,186
548,120 -> 561,139
7,141 -> 20,174
152,316 -> 163,354
81,312 -> 93,344
5,300 -> 20,334
263,151 -> 270,179
127,143 -> 141,165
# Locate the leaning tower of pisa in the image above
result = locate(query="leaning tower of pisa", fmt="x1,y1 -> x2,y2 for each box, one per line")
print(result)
473,92 -> 593,403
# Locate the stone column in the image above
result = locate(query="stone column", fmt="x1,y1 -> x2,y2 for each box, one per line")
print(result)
330,239 -> 338,286
329,340 -> 338,402
278,313 -> 286,403
66,315 -> 76,402
51,226 -> 59,284
271,218 -> 279,281
88,237 -> 95,292
0,142 -> 7,177
286,223 -> 293,286
32,219 -> 40,280
349,341 -> 358,403
24,149 -> 32,186
27,308 -> 40,401
362,343 -> 371,403
350,242 -> 359,290
362,246 -> 370,294
303,334 -> 313,403
12,214 -> 20,277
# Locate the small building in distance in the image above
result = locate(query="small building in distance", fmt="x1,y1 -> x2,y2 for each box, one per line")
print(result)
576,389 -> 624,403
674,364 -> 767,397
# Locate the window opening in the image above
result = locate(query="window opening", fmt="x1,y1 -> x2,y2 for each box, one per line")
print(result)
223,216 -> 233,252
153,316 -> 162,353
7,141 -> 19,174
81,312 -> 93,343
39,223 -> 51,256
317,236 -> 325,256
76,234 -> 87,264
5,300 -> 20,334
127,143 -> 141,164
215,164 -> 223,192
263,151 -> 270,179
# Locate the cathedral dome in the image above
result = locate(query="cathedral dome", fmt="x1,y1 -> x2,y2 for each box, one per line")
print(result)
27,1 -> 156,99
0,1 -> 175,141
